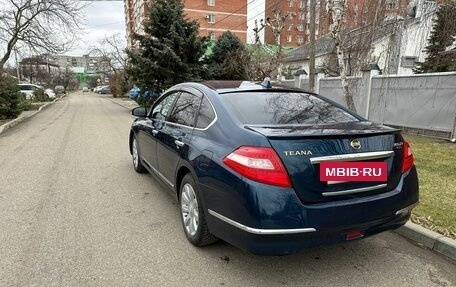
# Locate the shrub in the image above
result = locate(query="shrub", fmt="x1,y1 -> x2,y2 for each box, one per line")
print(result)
0,75 -> 23,120
33,88 -> 51,102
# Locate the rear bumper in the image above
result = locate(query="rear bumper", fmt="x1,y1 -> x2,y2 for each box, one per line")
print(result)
204,166 -> 419,255
209,208 -> 412,255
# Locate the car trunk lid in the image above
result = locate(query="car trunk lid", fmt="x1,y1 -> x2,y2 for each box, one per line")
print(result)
247,122 -> 405,203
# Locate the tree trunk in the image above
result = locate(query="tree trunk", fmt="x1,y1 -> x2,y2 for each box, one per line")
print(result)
335,36 -> 356,112
328,0 -> 357,112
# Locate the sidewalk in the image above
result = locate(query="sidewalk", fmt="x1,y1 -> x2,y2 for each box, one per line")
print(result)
1,95 -> 455,261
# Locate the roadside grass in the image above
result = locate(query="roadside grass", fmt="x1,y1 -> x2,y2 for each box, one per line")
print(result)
404,135 -> 456,239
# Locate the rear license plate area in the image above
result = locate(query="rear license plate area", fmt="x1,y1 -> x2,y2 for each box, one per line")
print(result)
320,161 -> 387,182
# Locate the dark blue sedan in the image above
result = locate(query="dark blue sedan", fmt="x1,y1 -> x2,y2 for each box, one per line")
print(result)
129,81 -> 419,255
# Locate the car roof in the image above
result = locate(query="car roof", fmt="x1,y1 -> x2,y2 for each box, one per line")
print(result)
198,80 -> 307,94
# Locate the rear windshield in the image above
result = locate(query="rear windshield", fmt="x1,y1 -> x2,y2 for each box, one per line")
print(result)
220,91 -> 359,125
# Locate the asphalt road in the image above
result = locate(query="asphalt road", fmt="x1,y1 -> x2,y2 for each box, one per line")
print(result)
0,92 -> 455,287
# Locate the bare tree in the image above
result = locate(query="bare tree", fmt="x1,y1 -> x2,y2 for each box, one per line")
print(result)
91,34 -> 128,73
91,34 -> 129,97
326,0 -> 357,112
249,10 -> 288,81
324,0 -> 398,112
0,0 -> 86,68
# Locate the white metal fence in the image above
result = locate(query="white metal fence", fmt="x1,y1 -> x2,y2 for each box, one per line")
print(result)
293,72 -> 456,139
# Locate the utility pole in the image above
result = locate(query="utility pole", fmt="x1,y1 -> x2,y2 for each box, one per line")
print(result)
309,0 -> 316,92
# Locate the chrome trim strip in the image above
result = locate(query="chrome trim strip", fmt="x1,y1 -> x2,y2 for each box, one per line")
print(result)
395,203 -> 418,216
142,158 -> 174,188
208,209 -> 316,235
310,151 -> 394,164
322,184 -> 387,197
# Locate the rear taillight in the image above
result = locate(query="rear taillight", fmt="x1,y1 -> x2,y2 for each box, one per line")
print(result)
223,146 -> 292,188
402,141 -> 414,173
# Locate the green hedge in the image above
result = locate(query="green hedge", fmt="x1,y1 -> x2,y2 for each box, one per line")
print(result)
0,75 -> 23,120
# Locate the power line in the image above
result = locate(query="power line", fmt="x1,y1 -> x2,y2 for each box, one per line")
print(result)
207,0 -> 257,28
231,0 -> 283,31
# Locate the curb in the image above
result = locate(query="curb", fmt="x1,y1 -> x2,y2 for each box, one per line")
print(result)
395,221 -> 456,261
108,97 -> 139,110
0,97 -> 60,135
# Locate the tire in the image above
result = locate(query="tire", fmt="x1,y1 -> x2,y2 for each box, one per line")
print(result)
132,135 -> 147,173
179,174 -> 218,246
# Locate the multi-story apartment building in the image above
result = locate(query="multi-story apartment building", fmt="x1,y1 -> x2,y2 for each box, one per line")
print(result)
52,55 -> 111,74
124,0 -> 248,47
263,0 -> 412,47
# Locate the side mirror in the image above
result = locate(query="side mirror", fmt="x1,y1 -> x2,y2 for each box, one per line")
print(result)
132,107 -> 148,117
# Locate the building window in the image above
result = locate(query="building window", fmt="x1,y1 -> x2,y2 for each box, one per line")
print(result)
207,14 -> 216,23
386,0 -> 398,10
287,35 -> 292,43
297,24 -> 304,31
207,0 -> 215,6
297,36 -> 304,44
299,12 -> 305,20
401,56 -> 417,68
208,31 -> 216,41
299,0 -> 306,9
288,0 -> 294,7
288,24 -> 293,31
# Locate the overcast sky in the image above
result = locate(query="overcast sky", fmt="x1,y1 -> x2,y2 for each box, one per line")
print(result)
65,1 -> 126,56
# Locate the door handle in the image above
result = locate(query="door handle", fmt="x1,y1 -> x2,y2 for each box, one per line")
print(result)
152,130 -> 159,136
174,140 -> 184,148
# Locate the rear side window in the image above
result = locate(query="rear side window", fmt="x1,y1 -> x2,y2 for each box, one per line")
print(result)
220,92 -> 359,125
168,92 -> 202,127
196,96 -> 216,129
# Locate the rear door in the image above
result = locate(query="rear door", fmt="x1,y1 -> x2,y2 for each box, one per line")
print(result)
156,90 -> 202,187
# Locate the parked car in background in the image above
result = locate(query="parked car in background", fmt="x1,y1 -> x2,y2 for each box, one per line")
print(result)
129,86 -> 140,100
18,84 -> 44,100
98,86 -> 111,94
93,86 -> 102,93
44,89 -> 56,99
54,85 -> 65,95
82,87 -> 89,92
129,86 -> 160,101
129,80 -> 419,255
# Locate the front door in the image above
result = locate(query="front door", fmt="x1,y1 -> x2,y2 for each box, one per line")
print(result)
156,91 -> 202,187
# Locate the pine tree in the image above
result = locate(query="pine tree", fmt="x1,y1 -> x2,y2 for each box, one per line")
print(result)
415,2 -> 456,73
126,0 -> 206,97
205,31 -> 250,80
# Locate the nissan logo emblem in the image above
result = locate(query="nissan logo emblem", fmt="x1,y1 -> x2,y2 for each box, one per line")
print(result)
350,139 -> 361,150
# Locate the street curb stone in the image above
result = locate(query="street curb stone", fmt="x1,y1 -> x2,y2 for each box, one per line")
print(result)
396,221 -> 456,261
109,97 -> 139,110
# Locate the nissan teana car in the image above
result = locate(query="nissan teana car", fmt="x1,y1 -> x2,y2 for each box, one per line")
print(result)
129,80 -> 419,255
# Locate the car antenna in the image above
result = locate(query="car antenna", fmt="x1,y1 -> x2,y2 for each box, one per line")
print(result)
261,77 -> 272,89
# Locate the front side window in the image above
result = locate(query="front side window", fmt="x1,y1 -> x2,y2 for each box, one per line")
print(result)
151,92 -> 178,121
220,92 -> 359,125
168,92 -> 202,127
